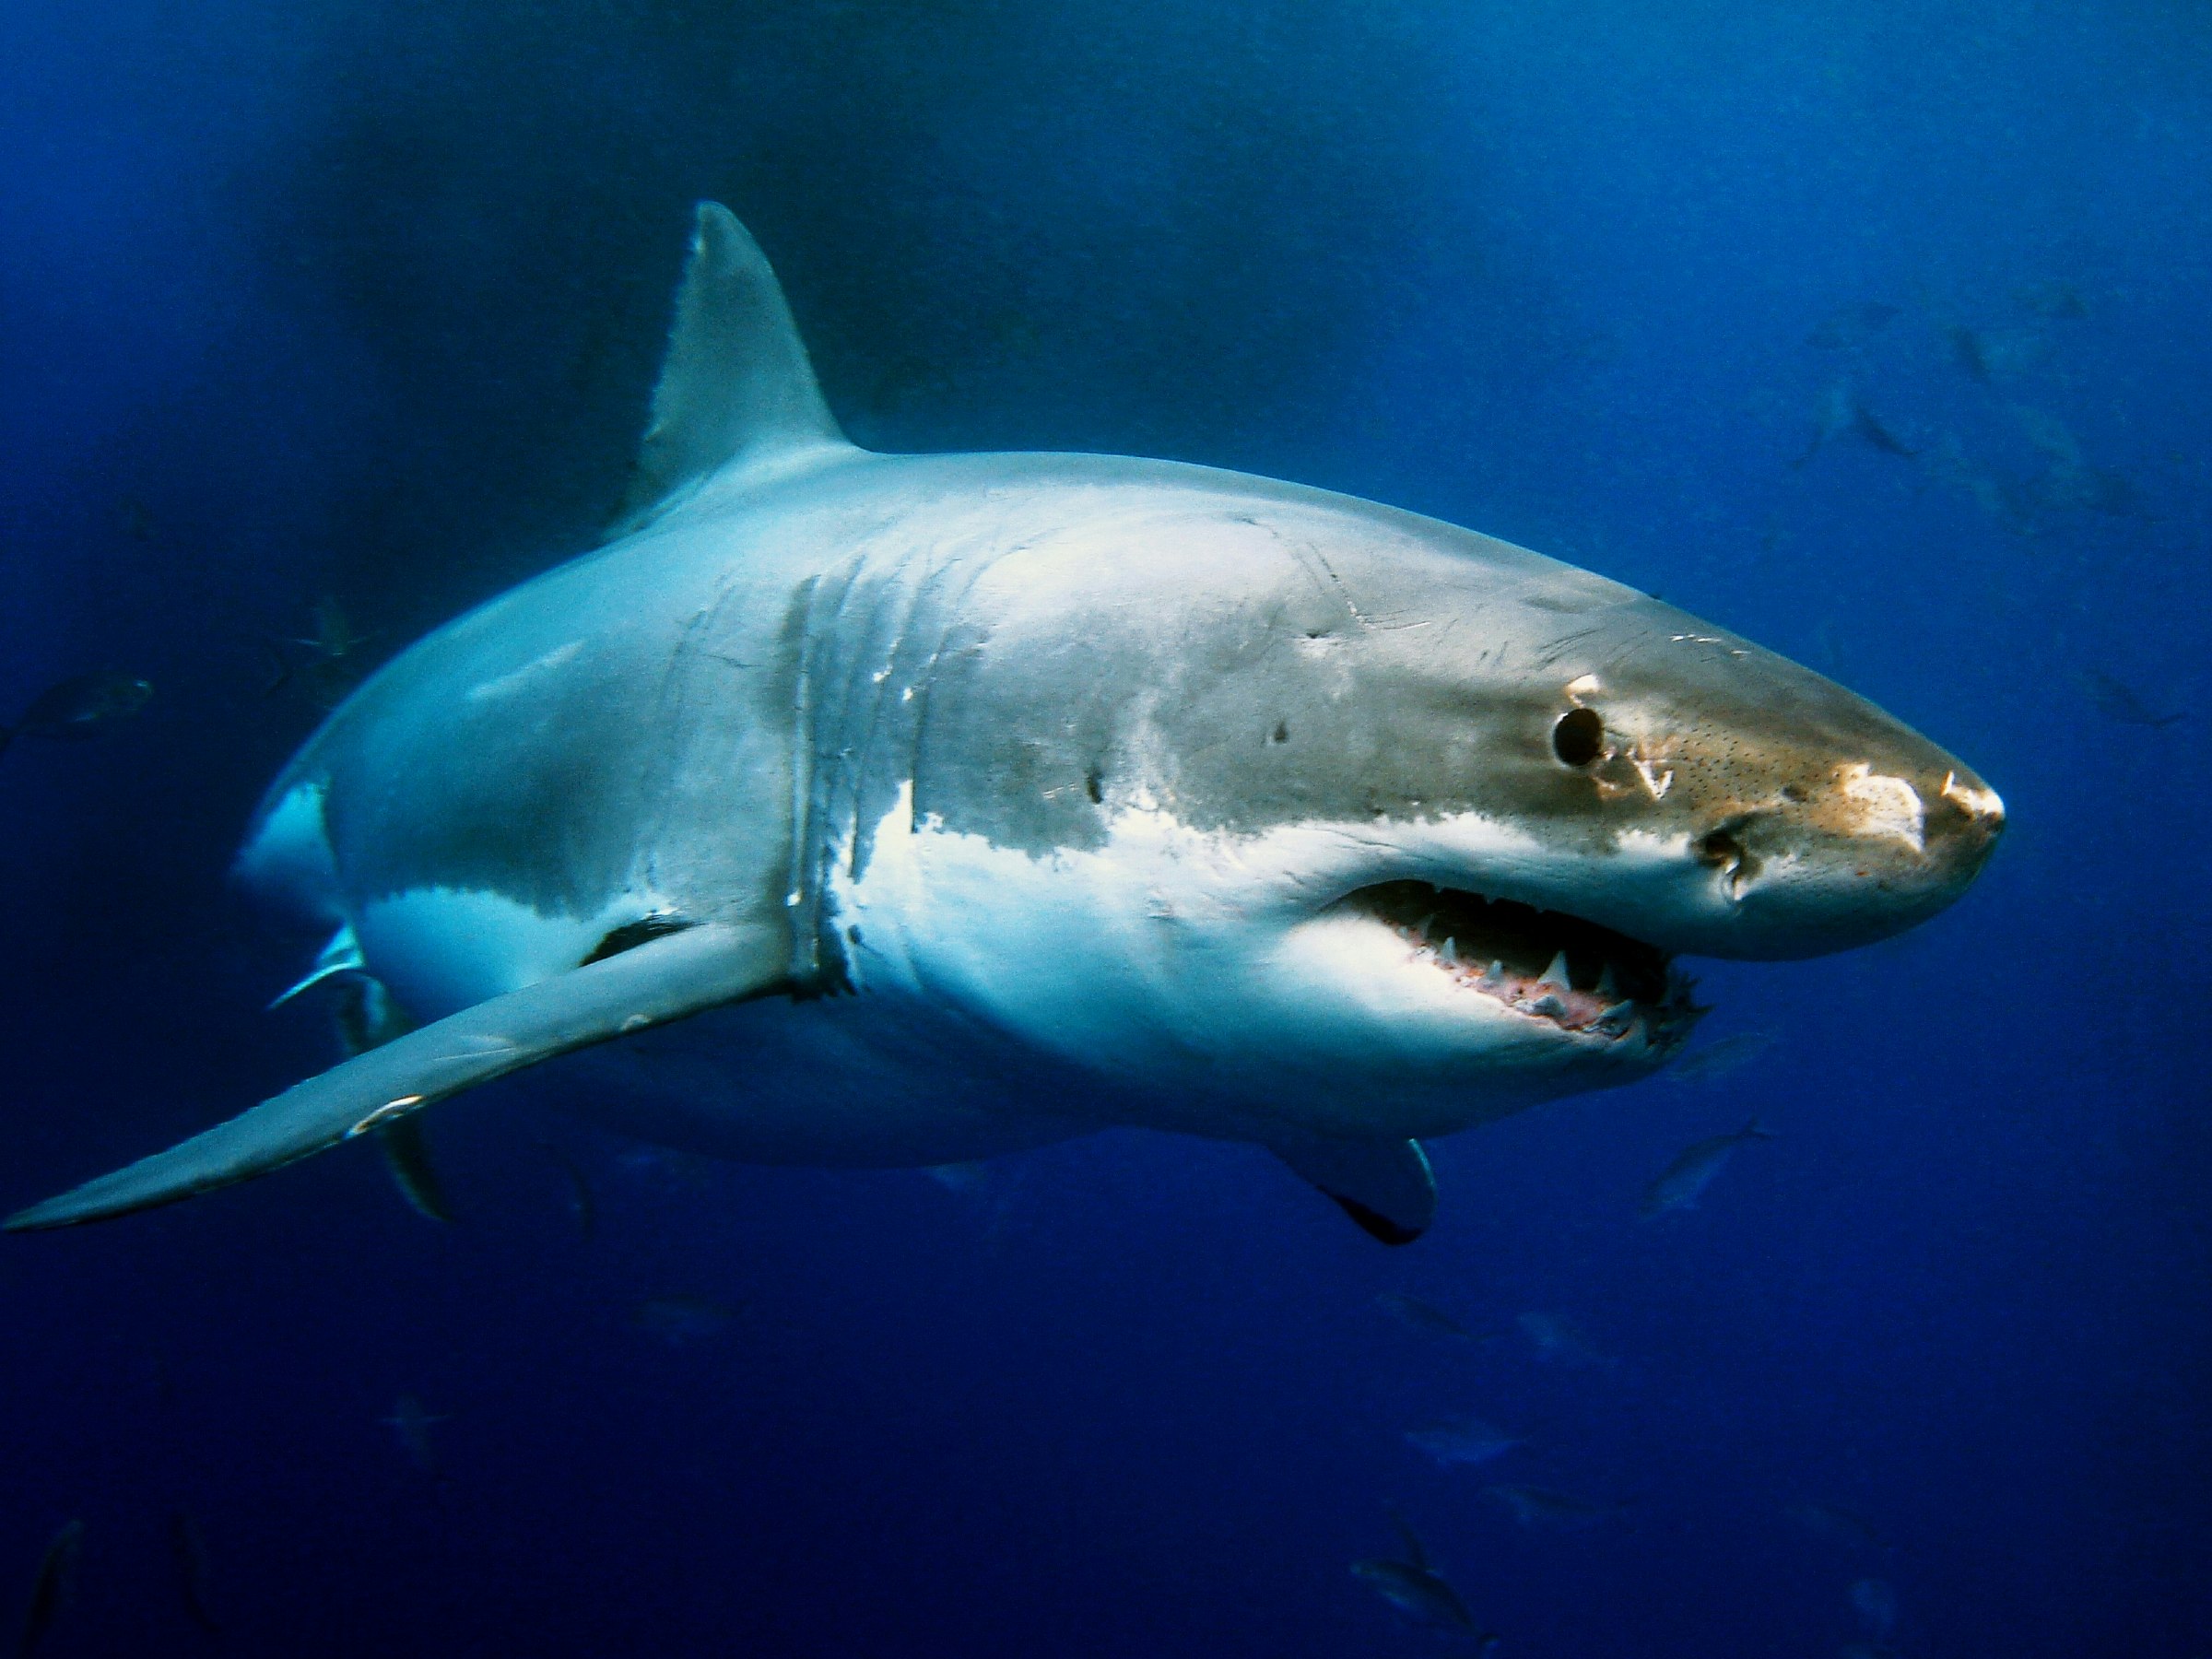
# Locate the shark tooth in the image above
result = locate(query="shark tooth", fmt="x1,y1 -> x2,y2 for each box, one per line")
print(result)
1529,994 -> 1569,1018
1440,936 -> 1459,967
1487,959 -> 1506,982
1595,962 -> 1619,999
1539,950 -> 1572,990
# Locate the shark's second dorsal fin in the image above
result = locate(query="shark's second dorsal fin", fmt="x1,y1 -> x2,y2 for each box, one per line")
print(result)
612,202 -> 852,535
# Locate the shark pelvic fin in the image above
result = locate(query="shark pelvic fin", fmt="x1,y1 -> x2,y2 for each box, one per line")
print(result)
265,924 -> 365,1009
611,201 -> 852,535
6,923 -> 789,1230
1268,1135 -> 1437,1246
376,1117 -> 454,1223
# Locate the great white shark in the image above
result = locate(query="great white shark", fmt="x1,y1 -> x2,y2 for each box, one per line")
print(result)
8,206 -> 2003,1242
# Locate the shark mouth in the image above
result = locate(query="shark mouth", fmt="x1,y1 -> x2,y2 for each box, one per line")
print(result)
1342,880 -> 1702,1049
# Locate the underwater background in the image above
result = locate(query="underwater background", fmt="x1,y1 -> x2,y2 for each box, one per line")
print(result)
3,0 -> 2206,1653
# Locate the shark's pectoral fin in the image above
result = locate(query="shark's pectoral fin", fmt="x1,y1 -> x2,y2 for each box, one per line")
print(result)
1267,1135 -> 1437,1246
6,924 -> 788,1231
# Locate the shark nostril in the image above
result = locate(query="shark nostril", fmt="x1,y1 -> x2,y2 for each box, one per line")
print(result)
1695,823 -> 1763,897
1936,773 -> 2006,844
1927,774 -> 2006,853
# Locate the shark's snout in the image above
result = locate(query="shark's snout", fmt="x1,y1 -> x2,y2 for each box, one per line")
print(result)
1675,747 -> 2004,959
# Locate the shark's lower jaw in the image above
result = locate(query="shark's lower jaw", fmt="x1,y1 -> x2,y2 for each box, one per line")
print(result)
1339,880 -> 1703,1053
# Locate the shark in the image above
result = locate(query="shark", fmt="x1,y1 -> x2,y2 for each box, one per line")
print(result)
6,205 -> 2004,1243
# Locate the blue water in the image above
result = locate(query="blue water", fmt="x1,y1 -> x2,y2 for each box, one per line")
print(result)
3,0 -> 2206,1652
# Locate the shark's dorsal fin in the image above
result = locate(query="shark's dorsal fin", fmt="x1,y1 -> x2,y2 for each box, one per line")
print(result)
612,202 -> 852,535
6,924 -> 788,1230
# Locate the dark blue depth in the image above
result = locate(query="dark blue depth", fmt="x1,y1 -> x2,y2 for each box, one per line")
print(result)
1,0 -> 2206,1653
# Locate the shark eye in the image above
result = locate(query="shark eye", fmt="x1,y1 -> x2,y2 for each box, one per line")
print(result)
1552,707 -> 1605,767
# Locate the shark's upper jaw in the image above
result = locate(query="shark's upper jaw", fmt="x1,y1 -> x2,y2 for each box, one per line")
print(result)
1334,879 -> 1703,1054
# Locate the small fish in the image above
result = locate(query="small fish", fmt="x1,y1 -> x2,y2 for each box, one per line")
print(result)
1640,1120 -> 1775,1218
300,594 -> 371,661
1350,1511 -> 1497,1646
1783,1500 -> 1891,1554
1921,436 -> 2038,535
538,1142 -> 597,1240
1667,1030 -> 1777,1084
1851,403 -> 1916,457
2074,669 -> 2182,728
1851,1577 -> 1899,1641
633,1295 -> 735,1345
2041,461 -> 2144,518
167,1511 -> 219,1635
1948,324 -> 1994,384
1795,382 -> 1914,465
1960,324 -> 2057,381
1375,1290 -> 1481,1344
1795,381 -> 1857,465
2013,279 -> 2087,319
18,1518 -> 83,1659
1517,1311 -> 1615,1370
2014,408 -> 2145,518
1805,301 -> 1900,349
382,1394 -> 446,1474
1406,1417 -> 1523,1468
1,671 -> 152,758
1483,1483 -> 1623,1530
2015,403 -> 2083,465
265,595 -> 374,709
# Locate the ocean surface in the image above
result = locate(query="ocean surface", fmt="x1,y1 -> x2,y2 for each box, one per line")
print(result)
2,0 -> 2206,1653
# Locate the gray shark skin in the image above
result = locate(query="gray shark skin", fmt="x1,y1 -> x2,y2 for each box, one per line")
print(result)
6,205 -> 2004,1240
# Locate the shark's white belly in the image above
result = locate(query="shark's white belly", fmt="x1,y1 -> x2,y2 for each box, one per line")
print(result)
251,786 -> 1101,1167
